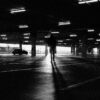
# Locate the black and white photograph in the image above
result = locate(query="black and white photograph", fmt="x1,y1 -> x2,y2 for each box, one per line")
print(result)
0,0 -> 100,100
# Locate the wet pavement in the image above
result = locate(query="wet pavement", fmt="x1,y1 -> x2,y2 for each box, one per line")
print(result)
0,54 -> 100,100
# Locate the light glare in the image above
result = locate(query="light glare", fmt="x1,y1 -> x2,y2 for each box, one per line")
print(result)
58,21 -> 71,26
24,40 -> 29,43
0,34 -> 6,37
58,40 -> 63,42
70,34 -> 77,37
2,37 -> 7,40
24,37 -> 30,39
51,31 -> 59,34
78,0 -> 98,4
19,25 -> 29,28
23,33 -> 30,35
87,29 -> 95,32
10,7 -> 26,14
96,39 -> 100,42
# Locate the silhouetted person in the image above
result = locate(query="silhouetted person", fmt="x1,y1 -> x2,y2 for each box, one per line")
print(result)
47,34 -> 57,61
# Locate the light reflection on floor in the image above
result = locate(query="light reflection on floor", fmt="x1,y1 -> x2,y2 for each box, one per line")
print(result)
30,52 -> 55,100
39,53 -> 52,73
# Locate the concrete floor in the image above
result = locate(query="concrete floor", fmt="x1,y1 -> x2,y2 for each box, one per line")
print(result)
0,54 -> 100,100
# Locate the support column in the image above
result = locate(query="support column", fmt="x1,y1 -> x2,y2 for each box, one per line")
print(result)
31,37 -> 36,57
45,44 -> 48,56
97,47 -> 100,55
19,40 -> 22,50
82,37 -> 87,57
75,45 -> 80,56
71,44 -> 75,55
97,45 -> 100,55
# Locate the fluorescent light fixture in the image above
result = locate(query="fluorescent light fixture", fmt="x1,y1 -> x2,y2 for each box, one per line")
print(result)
24,37 -> 30,39
96,39 -> 100,42
51,31 -> 59,34
66,39 -> 71,41
0,34 -> 6,37
2,37 -> 7,40
58,40 -> 63,42
19,25 -> 29,28
98,33 -> 100,36
85,0 -> 98,3
58,21 -> 71,26
10,7 -> 26,14
78,1 -> 86,4
87,38 -> 94,40
24,40 -> 29,43
23,33 -> 30,35
70,34 -> 77,37
78,0 -> 98,4
44,35 -> 50,38
87,29 -> 95,32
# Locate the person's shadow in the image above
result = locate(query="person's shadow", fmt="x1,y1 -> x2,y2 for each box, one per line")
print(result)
51,60 -> 68,89
51,60 -> 73,100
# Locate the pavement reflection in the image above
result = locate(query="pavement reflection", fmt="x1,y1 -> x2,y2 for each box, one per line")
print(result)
1,55 -> 100,100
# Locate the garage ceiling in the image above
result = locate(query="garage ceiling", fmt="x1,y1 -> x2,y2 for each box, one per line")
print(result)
0,0 -> 100,46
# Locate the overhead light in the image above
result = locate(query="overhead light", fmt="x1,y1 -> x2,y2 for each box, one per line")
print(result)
87,38 -> 94,40
58,21 -> 71,26
0,34 -> 6,37
85,0 -> 98,3
23,33 -> 30,35
10,7 -> 26,14
87,29 -> 95,32
98,33 -> 100,36
66,39 -> 71,41
58,40 -> 63,42
24,40 -> 29,43
19,25 -> 29,28
96,39 -> 100,42
78,1 -> 86,4
44,34 -> 50,38
78,0 -> 98,4
70,34 -> 77,37
51,31 -> 60,34
24,37 -> 30,39
2,37 -> 7,40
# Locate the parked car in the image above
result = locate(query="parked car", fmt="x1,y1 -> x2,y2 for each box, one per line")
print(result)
12,49 -> 28,55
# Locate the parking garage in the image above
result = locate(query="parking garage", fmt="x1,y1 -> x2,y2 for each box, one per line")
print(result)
0,0 -> 100,100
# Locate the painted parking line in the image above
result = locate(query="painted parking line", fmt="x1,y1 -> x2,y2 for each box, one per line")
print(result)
60,76 -> 100,91
0,67 -> 40,73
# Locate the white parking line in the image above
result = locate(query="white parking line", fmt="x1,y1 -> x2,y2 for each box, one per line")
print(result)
60,76 -> 100,91
0,68 -> 37,73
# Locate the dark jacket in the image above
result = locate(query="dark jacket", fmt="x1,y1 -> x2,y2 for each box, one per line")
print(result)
47,35 -> 57,48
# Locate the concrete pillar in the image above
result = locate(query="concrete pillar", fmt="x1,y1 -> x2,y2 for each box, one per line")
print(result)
71,44 -> 75,55
75,45 -> 80,56
45,44 -> 48,56
31,38 -> 36,57
97,47 -> 100,55
19,40 -> 22,50
81,37 -> 87,57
